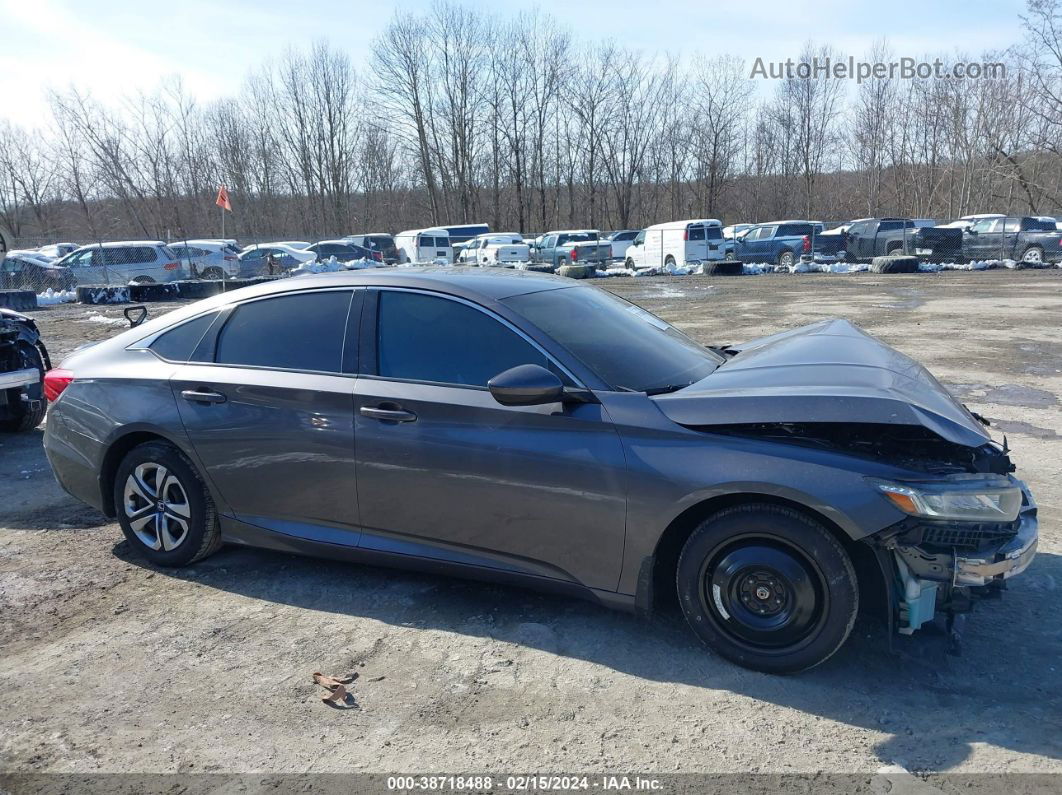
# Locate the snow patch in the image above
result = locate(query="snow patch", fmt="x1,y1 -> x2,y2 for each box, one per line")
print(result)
84,312 -> 125,326
36,288 -> 77,305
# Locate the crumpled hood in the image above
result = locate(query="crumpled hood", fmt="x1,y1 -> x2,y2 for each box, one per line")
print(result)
653,318 -> 993,448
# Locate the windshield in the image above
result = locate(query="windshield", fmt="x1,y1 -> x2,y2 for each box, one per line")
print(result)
504,287 -> 724,393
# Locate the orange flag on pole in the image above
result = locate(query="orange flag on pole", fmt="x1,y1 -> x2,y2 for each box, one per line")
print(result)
215,185 -> 231,212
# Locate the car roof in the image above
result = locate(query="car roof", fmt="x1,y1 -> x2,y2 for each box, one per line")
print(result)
645,219 -> 722,230
396,228 -> 450,236
74,240 -> 167,249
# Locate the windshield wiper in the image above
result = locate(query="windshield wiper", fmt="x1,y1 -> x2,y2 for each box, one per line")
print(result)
643,382 -> 694,396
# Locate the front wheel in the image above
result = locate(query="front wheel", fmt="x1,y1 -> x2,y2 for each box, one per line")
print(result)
624,258 -> 635,270
114,441 -> 222,567
676,504 -> 858,674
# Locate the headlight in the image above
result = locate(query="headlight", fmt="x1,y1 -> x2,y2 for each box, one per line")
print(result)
870,477 -> 1022,522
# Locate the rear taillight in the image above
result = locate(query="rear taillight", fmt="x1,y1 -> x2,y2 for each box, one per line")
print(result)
372,251 -> 382,261
163,261 -> 179,270
802,235 -> 811,253
44,369 -> 74,401
571,248 -> 578,262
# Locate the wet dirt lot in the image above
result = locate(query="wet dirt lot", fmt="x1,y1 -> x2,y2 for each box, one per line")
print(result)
1,270 -> 1060,778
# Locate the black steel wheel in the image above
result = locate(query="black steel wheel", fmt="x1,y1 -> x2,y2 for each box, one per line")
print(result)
677,503 -> 858,674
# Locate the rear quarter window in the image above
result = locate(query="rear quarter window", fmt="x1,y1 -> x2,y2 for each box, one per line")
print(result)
149,312 -> 220,362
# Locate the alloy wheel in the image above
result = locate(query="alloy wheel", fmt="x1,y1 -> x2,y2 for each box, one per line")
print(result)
123,463 -> 191,551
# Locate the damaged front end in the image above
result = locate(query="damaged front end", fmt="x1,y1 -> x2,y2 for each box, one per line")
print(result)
653,318 -> 1040,651
705,421 -> 1038,650
867,474 -> 1037,647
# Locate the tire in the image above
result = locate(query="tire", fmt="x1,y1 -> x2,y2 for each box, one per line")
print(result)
201,267 -> 226,281
676,503 -> 858,674
870,255 -> 919,274
776,250 -> 794,268
1021,246 -> 1044,265
557,257 -> 567,267
701,261 -> 744,276
725,250 -> 735,260
886,244 -> 904,256
624,258 -> 635,270
131,276 -> 155,285
113,441 -> 222,567
664,255 -> 677,269
0,341 -> 46,433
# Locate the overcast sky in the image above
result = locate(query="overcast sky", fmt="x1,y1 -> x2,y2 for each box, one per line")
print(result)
0,0 -> 1027,128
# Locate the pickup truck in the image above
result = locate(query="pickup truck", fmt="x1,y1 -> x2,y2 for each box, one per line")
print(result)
530,230 -> 612,269
961,216 -> 1062,264
842,218 -> 942,261
726,220 -> 824,267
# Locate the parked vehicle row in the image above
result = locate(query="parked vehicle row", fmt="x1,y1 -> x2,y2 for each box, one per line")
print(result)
12,210 -> 1061,287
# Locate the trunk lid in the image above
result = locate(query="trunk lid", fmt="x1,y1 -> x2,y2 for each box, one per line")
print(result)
652,318 -> 992,448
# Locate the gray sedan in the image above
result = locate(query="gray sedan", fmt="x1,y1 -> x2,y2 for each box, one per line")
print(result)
41,270 -> 1037,673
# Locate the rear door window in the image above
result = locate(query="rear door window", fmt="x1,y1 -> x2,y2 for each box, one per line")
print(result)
215,291 -> 354,373
704,226 -> 722,240
376,290 -> 549,388
687,226 -> 705,241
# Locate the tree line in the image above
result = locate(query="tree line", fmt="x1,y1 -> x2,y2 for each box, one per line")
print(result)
2,0 -> 1061,245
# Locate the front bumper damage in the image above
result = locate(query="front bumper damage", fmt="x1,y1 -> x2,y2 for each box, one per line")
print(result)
869,485 -> 1038,642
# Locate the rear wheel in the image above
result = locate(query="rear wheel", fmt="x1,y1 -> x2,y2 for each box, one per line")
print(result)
776,250 -> 795,268
201,266 -> 226,280
114,441 -> 222,567
664,255 -> 676,269
1021,246 -> 1044,265
131,276 -> 155,285
0,341 -> 46,433
676,503 -> 858,674
624,257 -> 635,270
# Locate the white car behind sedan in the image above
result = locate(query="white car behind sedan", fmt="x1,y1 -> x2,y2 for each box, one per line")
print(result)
457,233 -> 530,266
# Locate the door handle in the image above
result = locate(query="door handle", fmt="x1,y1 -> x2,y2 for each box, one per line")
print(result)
360,406 -> 417,423
181,388 -> 227,404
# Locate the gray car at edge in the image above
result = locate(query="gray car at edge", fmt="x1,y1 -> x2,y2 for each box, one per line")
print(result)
42,269 -> 1038,673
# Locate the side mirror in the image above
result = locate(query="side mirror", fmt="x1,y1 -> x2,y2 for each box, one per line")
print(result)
488,364 -> 563,406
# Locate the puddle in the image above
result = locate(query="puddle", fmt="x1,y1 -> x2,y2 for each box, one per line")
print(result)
986,418 -> 1060,440
876,288 -> 924,311
944,382 -> 1058,408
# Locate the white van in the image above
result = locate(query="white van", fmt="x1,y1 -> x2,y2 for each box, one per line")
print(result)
624,219 -> 725,271
394,228 -> 452,264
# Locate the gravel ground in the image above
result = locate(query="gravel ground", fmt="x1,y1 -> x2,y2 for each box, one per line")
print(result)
1,270 -> 1060,780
